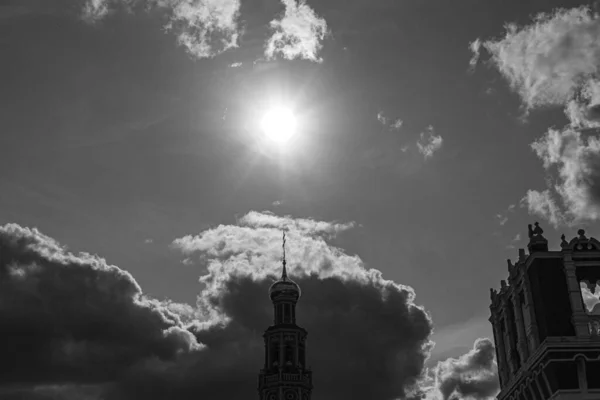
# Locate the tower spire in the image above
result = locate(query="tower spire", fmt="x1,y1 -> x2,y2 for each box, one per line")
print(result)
281,230 -> 287,280
260,230 -> 312,400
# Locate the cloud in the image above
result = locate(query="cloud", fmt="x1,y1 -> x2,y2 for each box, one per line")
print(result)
1,214 -> 433,400
82,0 -> 111,21
495,214 -> 508,226
0,223 -> 200,398
468,38 -> 482,71
506,233 -> 521,249
521,189 -> 565,227
474,6 -> 600,121
580,282 -> 600,313
494,204 -> 517,227
522,127 -> 600,226
265,0 -> 328,62
169,211 -> 434,400
377,111 -> 404,131
427,338 -> 499,400
417,126 -> 443,159
81,0 -> 241,59
474,6 -> 600,226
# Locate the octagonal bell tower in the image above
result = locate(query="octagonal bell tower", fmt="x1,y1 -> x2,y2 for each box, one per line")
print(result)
257,232 -> 312,400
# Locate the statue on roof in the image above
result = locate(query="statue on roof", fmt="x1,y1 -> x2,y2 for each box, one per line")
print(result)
561,234 -> 568,247
528,222 -> 544,238
527,222 -> 548,253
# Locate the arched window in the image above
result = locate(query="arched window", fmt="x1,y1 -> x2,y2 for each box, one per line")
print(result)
285,343 -> 294,366
271,340 -> 280,367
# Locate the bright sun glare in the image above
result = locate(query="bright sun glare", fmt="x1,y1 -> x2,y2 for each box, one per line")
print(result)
261,107 -> 297,145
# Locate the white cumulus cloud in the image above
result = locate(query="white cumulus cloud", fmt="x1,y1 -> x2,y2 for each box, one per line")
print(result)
417,126 -> 443,159
82,0 -> 241,59
474,6 -> 600,226
523,127 -> 600,226
430,338 -> 499,400
265,0 -> 328,63
474,6 -> 600,121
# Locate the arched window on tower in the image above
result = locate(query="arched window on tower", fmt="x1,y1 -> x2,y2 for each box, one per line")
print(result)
271,340 -> 280,368
285,343 -> 294,367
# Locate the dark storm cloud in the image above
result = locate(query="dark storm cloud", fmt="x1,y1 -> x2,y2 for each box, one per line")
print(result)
0,223 -> 199,396
1,214 -> 434,399
472,5 -> 600,226
171,210 -> 434,400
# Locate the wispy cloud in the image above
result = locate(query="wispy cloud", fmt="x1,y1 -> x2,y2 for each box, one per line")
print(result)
417,126 -> 443,159
82,0 -> 241,59
495,214 -> 508,226
521,189 -> 565,227
505,233 -> 521,249
494,204 -> 516,226
474,6 -> 600,226
377,111 -> 403,131
468,38 -> 482,71
265,0 -> 328,62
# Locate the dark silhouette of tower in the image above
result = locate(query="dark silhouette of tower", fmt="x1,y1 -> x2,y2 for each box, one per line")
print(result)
490,223 -> 600,400
258,232 -> 312,400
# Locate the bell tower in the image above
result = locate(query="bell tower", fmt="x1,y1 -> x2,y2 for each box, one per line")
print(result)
490,223 -> 600,400
258,232 -> 313,400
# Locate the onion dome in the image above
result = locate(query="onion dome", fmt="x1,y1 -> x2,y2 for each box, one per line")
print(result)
269,270 -> 301,302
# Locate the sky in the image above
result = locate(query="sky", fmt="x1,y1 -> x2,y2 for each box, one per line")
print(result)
2,0 -> 600,399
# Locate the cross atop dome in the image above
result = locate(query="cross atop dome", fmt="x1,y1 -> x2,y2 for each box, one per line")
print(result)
269,231 -> 301,305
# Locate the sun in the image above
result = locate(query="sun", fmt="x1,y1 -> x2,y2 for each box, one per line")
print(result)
260,107 -> 297,144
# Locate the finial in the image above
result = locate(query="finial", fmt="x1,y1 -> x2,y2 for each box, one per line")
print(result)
578,229 -> 586,239
533,222 -> 543,236
281,230 -> 287,280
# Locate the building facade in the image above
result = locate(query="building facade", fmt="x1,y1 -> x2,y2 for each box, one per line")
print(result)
490,223 -> 600,400
258,235 -> 312,400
